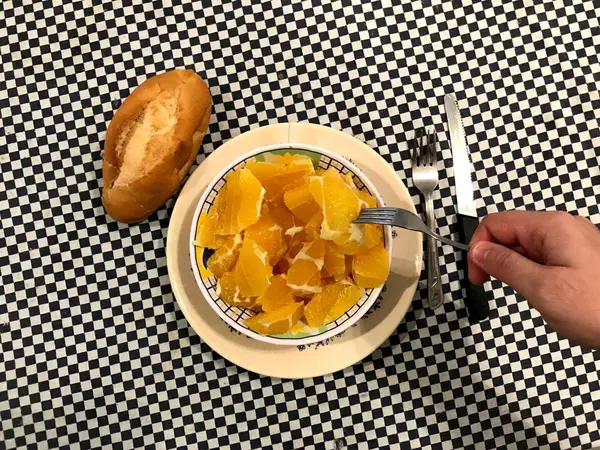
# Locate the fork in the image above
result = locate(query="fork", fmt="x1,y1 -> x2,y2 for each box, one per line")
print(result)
355,207 -> 469,251
410,129 -> 444,309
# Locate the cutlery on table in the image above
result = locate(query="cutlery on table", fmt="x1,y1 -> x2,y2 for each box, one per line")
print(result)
444,94 -> 490,321
408,129 -> 444,309
355,207 -> 469,251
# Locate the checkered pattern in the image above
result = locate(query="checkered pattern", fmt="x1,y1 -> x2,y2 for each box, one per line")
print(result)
1,0 -> 600,449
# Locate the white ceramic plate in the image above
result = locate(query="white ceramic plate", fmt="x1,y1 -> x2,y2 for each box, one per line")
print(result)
189,144 -> 393,345
167,123 -> 422,379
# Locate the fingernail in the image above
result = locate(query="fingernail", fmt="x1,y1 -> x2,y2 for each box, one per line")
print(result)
470,242 -> 490,266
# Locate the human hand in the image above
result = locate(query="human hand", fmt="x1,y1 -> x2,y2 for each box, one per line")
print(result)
467,210 -> 600,349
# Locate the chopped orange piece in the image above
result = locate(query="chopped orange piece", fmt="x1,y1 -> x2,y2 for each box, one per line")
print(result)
207,234 -> 242,277
284,181 -> 321,223
194,187 -> 228,248
285,239 -> 325,296
245,302 -> 304,335
274,240 -> 304,274
336,224 -> 383,255
281,176 -> 307,194
304,284 -> 341,327
352,245 -> 390,288
274,153 -> 312,165
304,281 -> 364,328
244,214 -> 286,265
302,238 -> 326,261
334,255 -> 354,282
309,169 -> 363,246
286,260 -> 322,296
325,282 -> 364,323
363,223 -> 384,248
341,173 -> 378,208
217,271 -> 261,310
233,238 -> 272,297
217,168 -> 265,235
217,271 -> 239,304
304,211 -> 323,240
259,275 -> 295,312
267,200 -> 299,231
323,242 -> 346,278
357,190 -> 377,208
246,156 -> 314,201
284,226 -> 306,248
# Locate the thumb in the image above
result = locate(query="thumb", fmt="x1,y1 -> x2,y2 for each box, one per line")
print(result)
469,241 -> 545,299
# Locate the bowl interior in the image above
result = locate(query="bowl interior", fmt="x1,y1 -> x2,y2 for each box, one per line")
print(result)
189,146 -> 392,346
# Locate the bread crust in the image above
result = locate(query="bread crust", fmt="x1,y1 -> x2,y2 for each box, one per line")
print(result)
102,69 -> 211,223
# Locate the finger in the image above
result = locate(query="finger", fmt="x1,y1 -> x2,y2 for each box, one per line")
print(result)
469,241 -> 546,300
468,244 -> 528,284
467,211 -> 542,282
467,254 -> 490,285
470,210 -> 577,265
470,210 -> 543,248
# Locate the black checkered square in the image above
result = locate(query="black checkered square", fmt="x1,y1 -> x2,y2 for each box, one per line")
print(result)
1,1 -> 600,449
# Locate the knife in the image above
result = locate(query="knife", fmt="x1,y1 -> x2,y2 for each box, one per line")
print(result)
444,94 -> 490,321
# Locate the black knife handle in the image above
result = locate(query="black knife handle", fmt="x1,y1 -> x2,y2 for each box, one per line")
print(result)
457,213 -> 490,321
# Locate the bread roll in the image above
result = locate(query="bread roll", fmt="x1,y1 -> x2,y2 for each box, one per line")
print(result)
102,69 -> 211,223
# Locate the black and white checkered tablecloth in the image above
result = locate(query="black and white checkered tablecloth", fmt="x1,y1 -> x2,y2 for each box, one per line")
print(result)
2,1 -> 600,449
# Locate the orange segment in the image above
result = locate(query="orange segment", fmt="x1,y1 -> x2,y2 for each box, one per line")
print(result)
304,282 -> 352,328
336,224 -> 383,255
207,234 -> 242,277
284,181 -> 321,223
301,238 -> 326,262
217,271 -> 241,304
309,169 -> 363,246
362,224 -> 384,248
217,271 -> 261,310
274,153 -> 312,165
304,211 -> 323,240
324,282 -> 364,323
280,176 -> 307,194
194,214 -> 216,248
217,168 -> 265,235
284,226 -> 306,248
274,239 -> 304,274
259,275 -> 294,312
352,245 -> 390,288
246,156 -> 314,201
323,242 -> 346,277
267,200 -> 299,231
286,260 -> 322,295
334,255 -> 354,282
233,238 -> 272,297
244,214 -> 286,265
357,190 -> 377,208
245,302 -> 304,335
194,187 -> 228,248
285,239 -> 325,295
341,173 -> 378,208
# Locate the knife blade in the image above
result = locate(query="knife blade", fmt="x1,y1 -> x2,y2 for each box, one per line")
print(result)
445,94 -> 490,321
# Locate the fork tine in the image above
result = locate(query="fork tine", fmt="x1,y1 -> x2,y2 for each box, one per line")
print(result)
355,216 -> 394,223
357,214 -> 394,220
429,130 -> 438,165
357,210 -> 396,219
354,217 -> 393,225
411,129 -> 419,168
420,128 -> 428,166
362,207 -> 397,212
360,214 -> 393,220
